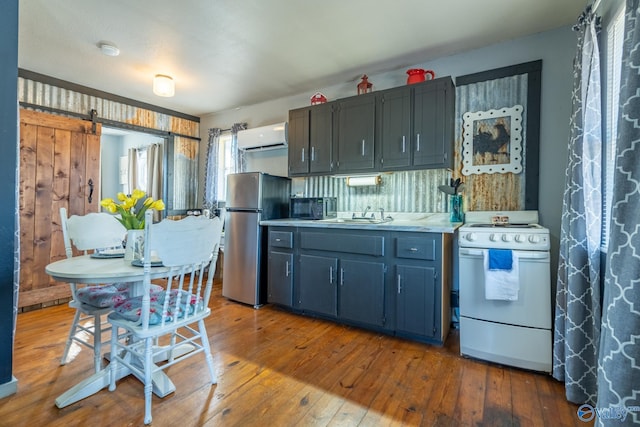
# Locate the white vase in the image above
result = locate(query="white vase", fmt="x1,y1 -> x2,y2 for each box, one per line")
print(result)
123,229 -> 144,261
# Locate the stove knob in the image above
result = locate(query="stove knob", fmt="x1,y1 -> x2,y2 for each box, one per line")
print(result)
502,234 -> 513,242
515,234 -> 526,243
489,233 -> 498,242
529,235 -> 541,244
465,232 -> 477,242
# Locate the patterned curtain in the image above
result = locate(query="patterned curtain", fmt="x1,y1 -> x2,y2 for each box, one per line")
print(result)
597,1 -> 640,424
202,128 -> 221,211
231,122 -> 247,173
553,6 -> 603,405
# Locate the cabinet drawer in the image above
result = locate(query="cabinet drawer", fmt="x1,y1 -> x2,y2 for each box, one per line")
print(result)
396,236 -> 436,260
301,232 -> 384,256
269,231 -> 293,248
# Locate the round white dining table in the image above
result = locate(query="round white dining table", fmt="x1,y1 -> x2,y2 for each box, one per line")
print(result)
46,254 -> 170,295
46,255 -> 177,408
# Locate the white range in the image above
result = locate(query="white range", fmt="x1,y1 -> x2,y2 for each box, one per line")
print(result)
458,210 -> 552,373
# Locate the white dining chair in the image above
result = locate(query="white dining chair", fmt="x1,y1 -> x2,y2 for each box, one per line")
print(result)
59,207 -> 127,373
108,211 -> 222,425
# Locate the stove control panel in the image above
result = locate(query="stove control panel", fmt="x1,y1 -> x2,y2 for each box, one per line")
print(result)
459,229 -> 550,250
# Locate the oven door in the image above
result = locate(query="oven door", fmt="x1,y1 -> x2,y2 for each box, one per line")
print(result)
458,248 -> 551,329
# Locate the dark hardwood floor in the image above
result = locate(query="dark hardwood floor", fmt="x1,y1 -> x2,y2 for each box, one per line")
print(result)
1,280 -> 589,426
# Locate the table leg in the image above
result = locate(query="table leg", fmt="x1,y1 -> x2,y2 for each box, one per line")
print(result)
55,355 -> 179,407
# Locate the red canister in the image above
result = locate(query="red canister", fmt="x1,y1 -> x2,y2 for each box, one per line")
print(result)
406,69 -> 435,84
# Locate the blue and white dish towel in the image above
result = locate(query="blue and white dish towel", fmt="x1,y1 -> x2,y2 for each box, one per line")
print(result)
483,249 -> 520,301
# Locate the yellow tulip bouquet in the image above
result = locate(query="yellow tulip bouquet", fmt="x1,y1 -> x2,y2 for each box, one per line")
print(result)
100,189 -> 165,230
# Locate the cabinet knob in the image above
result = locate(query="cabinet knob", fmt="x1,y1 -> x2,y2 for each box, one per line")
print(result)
409,247 -> 418,252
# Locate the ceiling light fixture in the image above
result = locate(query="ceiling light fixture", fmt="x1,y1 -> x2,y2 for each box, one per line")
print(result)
153,74 -> 175,97
98,42 -> 120,57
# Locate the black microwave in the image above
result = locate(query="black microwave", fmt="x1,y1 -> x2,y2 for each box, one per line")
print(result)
290,197 -> 337,220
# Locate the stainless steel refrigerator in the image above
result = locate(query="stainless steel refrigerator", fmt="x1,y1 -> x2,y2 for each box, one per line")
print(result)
222,172 -> 291,307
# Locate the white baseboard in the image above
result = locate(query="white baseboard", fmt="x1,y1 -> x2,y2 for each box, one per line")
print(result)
0,376 -> 18,399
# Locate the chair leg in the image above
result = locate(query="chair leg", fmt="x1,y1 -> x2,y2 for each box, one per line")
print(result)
108,326 -> 118,392
144,337 -> 154,425
198,319 -> 217,385
60,309 -> 82,366
93,313 -> 103,373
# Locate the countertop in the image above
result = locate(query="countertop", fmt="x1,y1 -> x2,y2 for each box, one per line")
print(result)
260,213 -> 462,233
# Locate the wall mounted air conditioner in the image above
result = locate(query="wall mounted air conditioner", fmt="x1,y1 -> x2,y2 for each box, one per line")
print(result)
237,122 -> 288,151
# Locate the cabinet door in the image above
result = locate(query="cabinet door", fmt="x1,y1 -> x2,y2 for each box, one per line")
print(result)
336,95 -> 376,172
298,254 -> 338,317
339,259 -> 385,326
309,103 -> 333,174
379,87 -> 411,170
288,108 -> 310,175
268,251 -> 294,307
413,82 -> 449,168
395,264 -> 437,338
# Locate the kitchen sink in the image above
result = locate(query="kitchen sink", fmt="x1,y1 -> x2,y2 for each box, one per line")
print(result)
319,217 -> 394,224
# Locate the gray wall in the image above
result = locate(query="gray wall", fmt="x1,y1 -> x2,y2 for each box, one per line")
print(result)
201,25 -> 576,275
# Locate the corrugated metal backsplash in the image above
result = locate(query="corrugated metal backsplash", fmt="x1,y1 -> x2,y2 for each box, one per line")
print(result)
299,169 -> 451,213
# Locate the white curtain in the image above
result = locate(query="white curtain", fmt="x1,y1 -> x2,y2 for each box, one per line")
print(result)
146,144 -> 163,221
203,128 -> 221,211
127,147 -> 139,195
128,144 -> 163,221
203,123 -> 247,212
231,122 -> 247,173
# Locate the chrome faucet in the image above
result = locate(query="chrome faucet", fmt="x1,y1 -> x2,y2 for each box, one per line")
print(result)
379,208 -> 385,220
362,205 -> 371,217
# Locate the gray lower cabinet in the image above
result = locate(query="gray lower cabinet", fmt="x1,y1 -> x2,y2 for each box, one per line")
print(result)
267,228 -> 295,307
296,229 -> 386,327
338,259 -> 385,326
267,226 -> 451,345
391,232 -> 448,343
395,264 -> 437,338
298,254 -> 338,317
268,251 -> 294,306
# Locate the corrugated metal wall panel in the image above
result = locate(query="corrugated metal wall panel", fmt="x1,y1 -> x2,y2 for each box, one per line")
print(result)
455,74 -> 528,211
18,77 -> 199,137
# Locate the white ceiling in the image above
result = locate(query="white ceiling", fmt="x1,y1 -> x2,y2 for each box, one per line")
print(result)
19,0 -> 585,117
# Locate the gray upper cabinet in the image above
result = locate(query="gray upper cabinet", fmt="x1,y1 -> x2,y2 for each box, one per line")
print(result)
412,77 -> 455,169
378,77 -> 454,171
309,103 -> 333,174
287,76 -> 455,177
336,94 -> 376,173
288,104 -> 333,176
379,86 -> 412,170
288,108 -> 310,176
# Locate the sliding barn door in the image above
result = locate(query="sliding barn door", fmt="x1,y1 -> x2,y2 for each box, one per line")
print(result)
19,109 -> 101,308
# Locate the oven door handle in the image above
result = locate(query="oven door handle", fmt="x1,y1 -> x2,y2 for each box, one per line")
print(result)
459,248 -> 549,260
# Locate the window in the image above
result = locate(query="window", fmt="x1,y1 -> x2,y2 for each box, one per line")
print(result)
602,5 -> 625,250
216,133 -> 233,204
